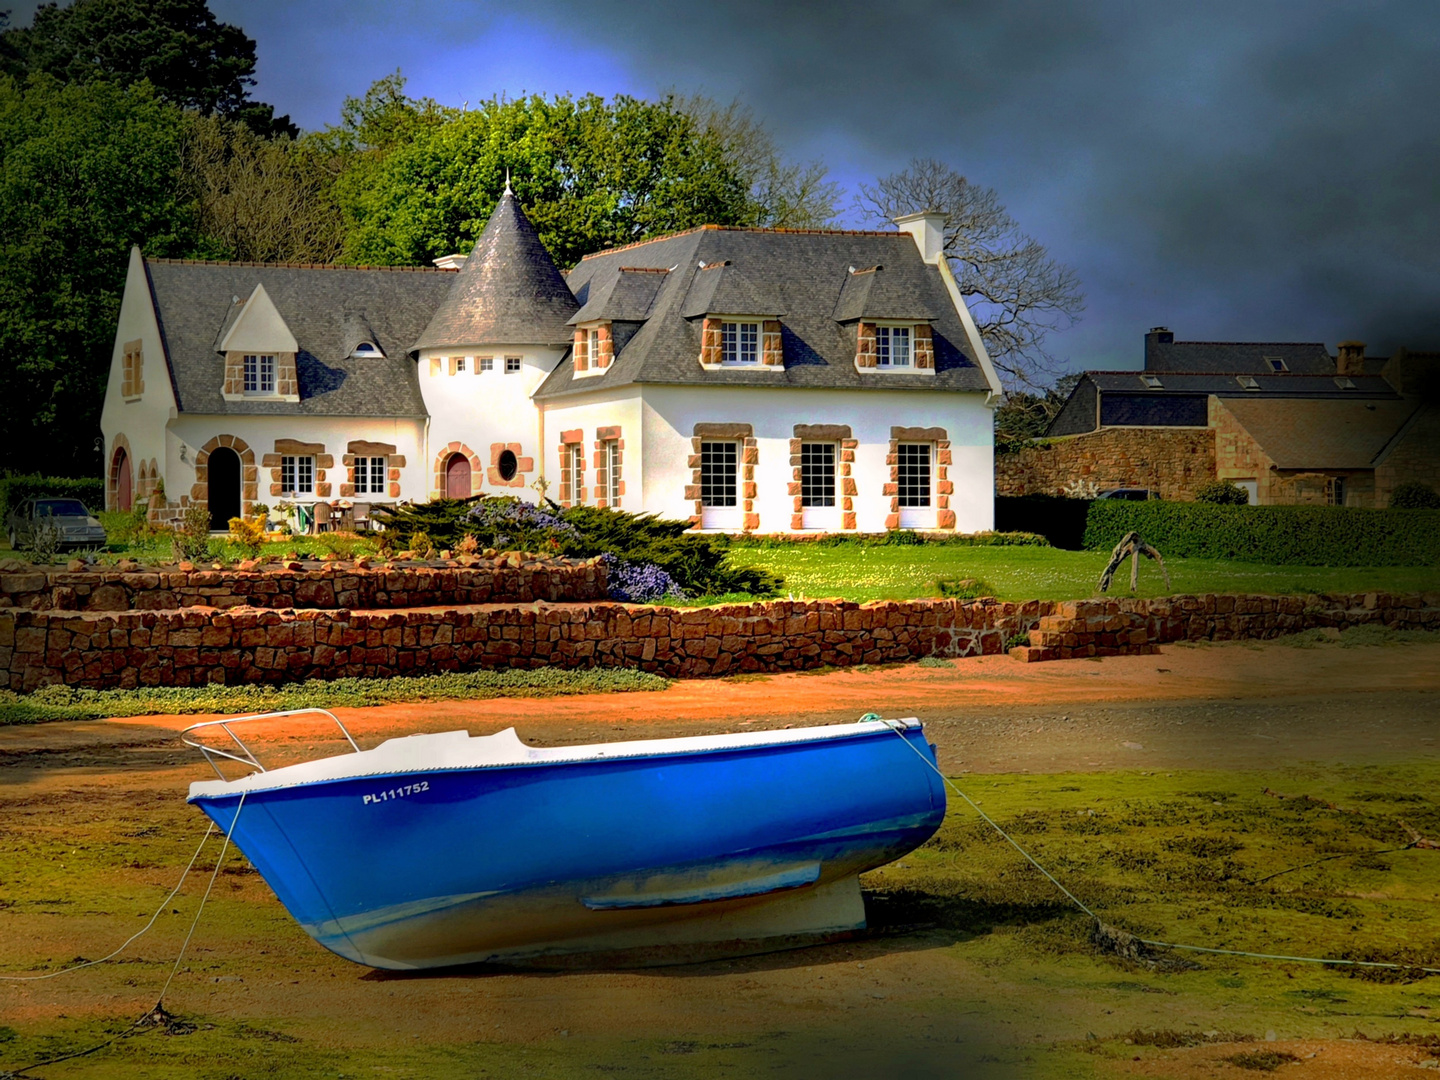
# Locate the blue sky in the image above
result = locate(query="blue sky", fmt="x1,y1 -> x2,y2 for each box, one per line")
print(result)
14,0 -> 1439,375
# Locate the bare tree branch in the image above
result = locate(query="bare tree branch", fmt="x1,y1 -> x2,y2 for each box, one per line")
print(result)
855,157 -> 1083,391
675,94 -> 840,229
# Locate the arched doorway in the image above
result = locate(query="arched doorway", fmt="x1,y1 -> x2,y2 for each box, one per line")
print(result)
207,446 -> 241,530
113,447 -> 132,512
445,453 -> 472,498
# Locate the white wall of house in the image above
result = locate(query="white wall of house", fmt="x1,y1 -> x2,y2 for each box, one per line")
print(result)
99,247 -> 178,509
166,414 -> 427,514
634,384 -> 995,533
539,388 -> 645,509
417,345 -> 565,500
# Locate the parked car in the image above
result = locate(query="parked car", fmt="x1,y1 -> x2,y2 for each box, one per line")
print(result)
6,498 -> 108,551
1096,488 -> 1159,501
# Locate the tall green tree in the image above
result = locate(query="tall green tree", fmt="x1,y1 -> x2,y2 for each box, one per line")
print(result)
323,79 -> 760,268
0,76 -> 200,474
0,0 -> 294,136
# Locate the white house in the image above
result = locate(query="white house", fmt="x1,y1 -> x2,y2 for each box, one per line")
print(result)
101,189 -> 1002,534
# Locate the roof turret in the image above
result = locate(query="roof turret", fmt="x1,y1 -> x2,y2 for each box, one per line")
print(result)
413,189 -> 579,351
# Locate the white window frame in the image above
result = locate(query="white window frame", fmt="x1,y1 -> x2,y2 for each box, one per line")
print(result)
876,325 -> 912,369
565,444 -> 585,505
479,356 -> 494,373
455,356 -> 467,374
799,442 -> 840,531
896,442 -> 934,529
588,328 -> 600,363
354,455 -> 387,496
280,455 -> 315,497
504,355 -> 522,374
721,321 -> 760,366
699,440 -> 742,529
596,438 -> 621,506
244,353 -> 276,394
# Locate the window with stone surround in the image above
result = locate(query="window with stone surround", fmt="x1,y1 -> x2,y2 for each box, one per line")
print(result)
281,455 -> 314,496
565,444 -> 585,505
588,328 -> 600,364
897,443 -> 932,510
700,441 -> 740,529
722,321 -> 760,365
244,354 -> 276,394
876,326 -> 911,367
354,456 -> 387,495
596,438 -> 621,506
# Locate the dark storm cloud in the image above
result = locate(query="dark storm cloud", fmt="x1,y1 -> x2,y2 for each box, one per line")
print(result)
502,0 -> 1440,364
13,0 -> 1435,366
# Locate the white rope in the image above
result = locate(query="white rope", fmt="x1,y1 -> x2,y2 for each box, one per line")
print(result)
878,716 -> 1440,976
0,823 -> 216,982
156,793 -> 245,1004
0,796 -> 246,1078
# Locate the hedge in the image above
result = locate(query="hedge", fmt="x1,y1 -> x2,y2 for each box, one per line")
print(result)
1084,499 -> 1440,567
0,474 -> 106,519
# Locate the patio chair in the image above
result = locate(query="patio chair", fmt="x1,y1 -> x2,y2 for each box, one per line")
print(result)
311,502 -> 333,535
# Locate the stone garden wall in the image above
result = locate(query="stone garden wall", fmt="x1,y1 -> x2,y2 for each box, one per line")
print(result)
0,558 -> 605,612
1,590 -> 1436,691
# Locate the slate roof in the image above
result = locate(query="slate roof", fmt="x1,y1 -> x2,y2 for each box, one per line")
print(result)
414,190 -> 579,350
1144,338 -> 1335,375
144,258 -> 452,416
1217,397 -> 1421,469
1083,371 -> 1400,398
536,226 -> 991,399
569,267 -> 670,324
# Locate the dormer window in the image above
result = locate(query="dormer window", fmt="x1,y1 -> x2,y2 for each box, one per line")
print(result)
722,321 -> 759,365
244,354 -> 276,394
876,326 -> 911,368
587,328 -> 600,363
351,342 -> 383,358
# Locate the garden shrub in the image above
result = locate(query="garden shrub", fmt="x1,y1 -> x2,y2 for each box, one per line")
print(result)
936,577 -> 991,599
1194,480 -> 1250,505
227,516 -> 265,556
373,497 -> 782,599
0,474 -> 105,518
600,552 -> 685,603
1084,499 -> 1440,566
172,504 -> 212,563
1390,482 -> 1440,510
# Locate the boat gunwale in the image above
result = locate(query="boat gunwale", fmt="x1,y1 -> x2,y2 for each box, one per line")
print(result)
186,719 -> 929,803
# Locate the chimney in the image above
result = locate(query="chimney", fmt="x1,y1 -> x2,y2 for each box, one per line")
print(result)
1144,326 -> 1173,369
893,210 -> 945,265
432,253 -> 468,270
1336,340 -> 1366,376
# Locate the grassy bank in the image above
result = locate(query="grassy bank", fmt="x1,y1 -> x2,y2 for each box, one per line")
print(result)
2,763 -> 1438,1077
0,668 -> 670,724
723,543 -> 1440,603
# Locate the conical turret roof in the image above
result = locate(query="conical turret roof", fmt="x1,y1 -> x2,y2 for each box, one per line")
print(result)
413,189 -> 579,350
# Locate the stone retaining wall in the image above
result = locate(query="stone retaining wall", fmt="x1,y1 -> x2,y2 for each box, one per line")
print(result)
2,591 -> 1436,692
0,558 -> 605,612
1010,591 -> 1440,662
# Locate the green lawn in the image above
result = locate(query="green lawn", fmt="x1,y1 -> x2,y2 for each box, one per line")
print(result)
724,544 -> 1440,603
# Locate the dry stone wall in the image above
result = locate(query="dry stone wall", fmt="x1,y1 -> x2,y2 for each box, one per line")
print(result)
0,559 -> 604,612
1,591 -> 1436,692
997,428 -> 1216,499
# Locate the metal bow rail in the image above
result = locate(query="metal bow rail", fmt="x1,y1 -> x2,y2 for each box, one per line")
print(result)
180,708 -> 362,779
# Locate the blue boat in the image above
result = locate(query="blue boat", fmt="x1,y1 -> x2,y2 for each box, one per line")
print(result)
184,710 -> 946,970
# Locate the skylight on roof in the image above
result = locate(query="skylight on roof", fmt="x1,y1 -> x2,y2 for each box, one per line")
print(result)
1237,375 -> 1260,390
1335,376 -> 1356,389
1142,375 -> 1163,389
1265,356 -> 1288,372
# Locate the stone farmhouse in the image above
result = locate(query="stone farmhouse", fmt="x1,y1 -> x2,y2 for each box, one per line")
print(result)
101,190 -> 1003,534
999,328 -> 1440,506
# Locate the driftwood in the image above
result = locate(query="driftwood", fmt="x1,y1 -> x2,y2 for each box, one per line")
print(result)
1097,531 -> 1172,593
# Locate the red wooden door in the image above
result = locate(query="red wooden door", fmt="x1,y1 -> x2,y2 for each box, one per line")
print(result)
115,449 -> 132,511
445,454 -> 471,498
